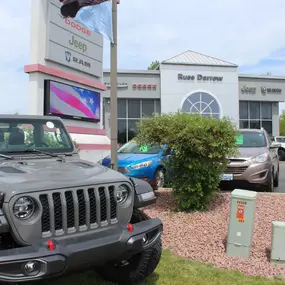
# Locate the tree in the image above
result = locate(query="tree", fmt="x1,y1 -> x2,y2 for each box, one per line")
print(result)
148,60 -> 160,70
280,110 -> 285,136
136,111 -> 238,211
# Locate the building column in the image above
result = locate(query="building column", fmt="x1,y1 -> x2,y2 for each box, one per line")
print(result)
272,102 -> 279,136
28,72 -> 45,115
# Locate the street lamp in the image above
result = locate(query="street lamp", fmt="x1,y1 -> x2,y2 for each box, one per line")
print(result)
109,0 -> 118,171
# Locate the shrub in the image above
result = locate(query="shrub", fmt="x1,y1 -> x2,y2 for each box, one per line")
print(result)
136,111 -> 238,211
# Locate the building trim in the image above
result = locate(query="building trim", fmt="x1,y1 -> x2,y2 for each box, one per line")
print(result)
66,126 -> 106,135
103,69 -> 160,75
78,143 -> 110,150
239,73 -> 285,80
104,68 -> 285,81
24,64 -> 107,91
160,62 -> 238,68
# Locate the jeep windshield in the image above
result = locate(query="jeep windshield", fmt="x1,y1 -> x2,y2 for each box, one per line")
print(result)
118,141 -> 162,154
0,118 -> 74,155
235,131 -> 267,148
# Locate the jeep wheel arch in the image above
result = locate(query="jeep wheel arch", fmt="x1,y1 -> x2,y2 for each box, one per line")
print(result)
96,209 -> 162,285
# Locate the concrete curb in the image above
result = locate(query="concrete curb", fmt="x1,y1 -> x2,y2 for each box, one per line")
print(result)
157,188 -> 285,195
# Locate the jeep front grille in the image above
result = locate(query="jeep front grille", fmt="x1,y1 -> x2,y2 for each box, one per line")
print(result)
39,186 -> 118,238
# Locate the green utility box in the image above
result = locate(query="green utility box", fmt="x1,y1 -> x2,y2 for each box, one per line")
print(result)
270,221 -> 285,264
226,189 -> 257,258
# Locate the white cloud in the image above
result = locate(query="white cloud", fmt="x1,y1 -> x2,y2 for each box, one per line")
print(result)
0,0 -> 30,114
2,0 -> 285,114
114,0 -> 285,69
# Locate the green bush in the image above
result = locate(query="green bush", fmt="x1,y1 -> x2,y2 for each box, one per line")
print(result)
136,111 -> 238,211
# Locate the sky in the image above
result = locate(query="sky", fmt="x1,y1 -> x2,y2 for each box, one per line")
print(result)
2,0 -> 285,114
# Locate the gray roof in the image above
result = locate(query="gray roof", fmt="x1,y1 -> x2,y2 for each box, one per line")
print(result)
162,50 -> 237,67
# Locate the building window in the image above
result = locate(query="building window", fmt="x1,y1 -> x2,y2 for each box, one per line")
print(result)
181,92 -> 220,119
117,99 -> 160,144
239,101 -> 273,135
239,101 -> 248,120
142,100 -> 155,117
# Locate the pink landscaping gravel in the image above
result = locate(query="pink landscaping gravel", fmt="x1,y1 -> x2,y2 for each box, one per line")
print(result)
143,189 -> 285,279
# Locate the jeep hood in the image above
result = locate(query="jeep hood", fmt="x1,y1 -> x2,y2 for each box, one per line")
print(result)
0,158 -> 130,200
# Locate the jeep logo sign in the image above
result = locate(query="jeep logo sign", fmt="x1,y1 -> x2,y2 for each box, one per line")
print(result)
69,35 -> 88,53
241,86 -> 256,94
177,73 -> 223,82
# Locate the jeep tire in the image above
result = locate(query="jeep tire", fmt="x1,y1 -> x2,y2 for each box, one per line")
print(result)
278,148 -> 285,161
96,209 -> 162,285
274,166 -> 279,187
153,168 -> 165,190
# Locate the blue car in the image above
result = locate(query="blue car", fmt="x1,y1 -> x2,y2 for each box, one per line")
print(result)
100,140 -> 170,189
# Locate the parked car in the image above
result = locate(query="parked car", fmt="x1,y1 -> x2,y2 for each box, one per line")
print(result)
220,128 -> 280,192
100,140 -> 171,189
271,136 -> 285,161
0,115 -> 163,284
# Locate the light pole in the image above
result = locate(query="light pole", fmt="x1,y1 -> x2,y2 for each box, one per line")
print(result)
109,0 -> 118,170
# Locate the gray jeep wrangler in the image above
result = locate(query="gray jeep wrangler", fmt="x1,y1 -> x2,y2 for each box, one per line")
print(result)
0,115 -> 163,284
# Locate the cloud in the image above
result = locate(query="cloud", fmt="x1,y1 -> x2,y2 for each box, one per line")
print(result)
2,0 -> 285,114
115,0 -> 285,69
0,0 -> 30,114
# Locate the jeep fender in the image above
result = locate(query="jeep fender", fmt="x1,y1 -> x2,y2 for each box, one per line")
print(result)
130,177 -> 157,209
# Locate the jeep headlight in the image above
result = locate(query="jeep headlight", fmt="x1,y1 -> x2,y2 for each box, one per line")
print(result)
116,185 -> 130,204
130,161 -> 152,169
13,197 -> 35,219
251,152 -> 269,164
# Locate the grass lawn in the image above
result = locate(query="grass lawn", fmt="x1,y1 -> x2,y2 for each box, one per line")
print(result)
28,250 -> 285,285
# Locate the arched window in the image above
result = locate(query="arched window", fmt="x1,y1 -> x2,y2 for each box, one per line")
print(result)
182,92 -> 221,119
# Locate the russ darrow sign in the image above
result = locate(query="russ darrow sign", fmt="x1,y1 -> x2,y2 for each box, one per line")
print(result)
178,73 -> 223,82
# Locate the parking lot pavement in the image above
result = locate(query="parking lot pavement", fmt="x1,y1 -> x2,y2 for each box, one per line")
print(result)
274,161 -> 285,193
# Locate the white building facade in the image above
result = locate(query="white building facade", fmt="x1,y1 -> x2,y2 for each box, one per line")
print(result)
103,50 -> 285,144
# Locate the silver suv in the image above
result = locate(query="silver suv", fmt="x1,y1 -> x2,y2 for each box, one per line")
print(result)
220,128 -> 280,192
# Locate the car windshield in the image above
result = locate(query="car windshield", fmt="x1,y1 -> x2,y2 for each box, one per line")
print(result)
235,131 -> 267,148
276,137 -> 285,143
118,141 -> 162,154
0,118 -> 74,154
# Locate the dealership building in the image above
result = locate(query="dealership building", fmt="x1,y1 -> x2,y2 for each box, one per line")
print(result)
102,50 -> 285,144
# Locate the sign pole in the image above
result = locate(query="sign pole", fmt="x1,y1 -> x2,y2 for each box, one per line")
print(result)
110,0 -> 118,170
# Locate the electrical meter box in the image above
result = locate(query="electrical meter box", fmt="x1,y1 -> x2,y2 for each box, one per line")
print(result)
270,221 -> 285,264
226,189 -> 257,258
